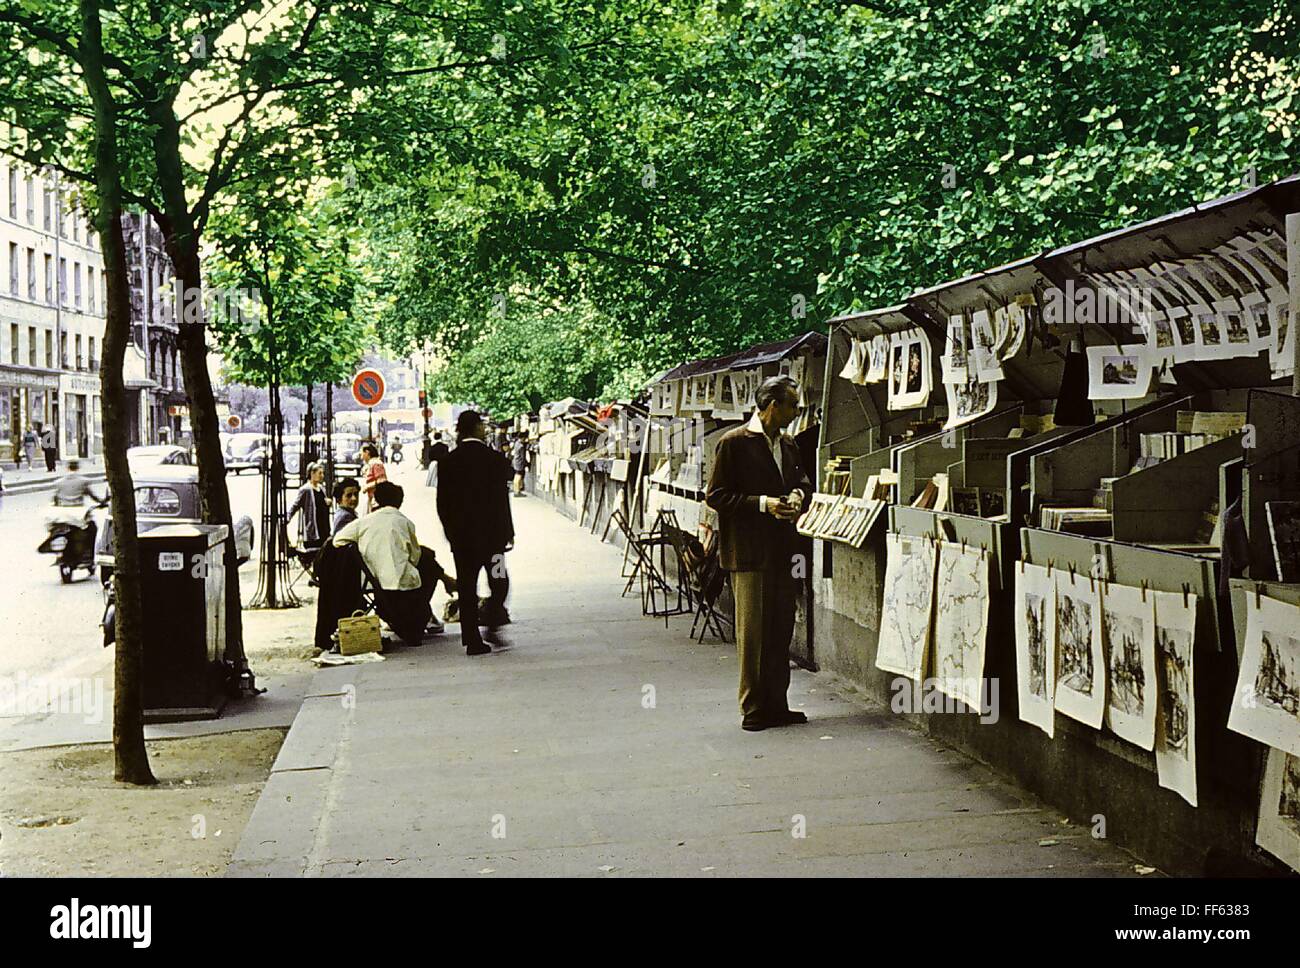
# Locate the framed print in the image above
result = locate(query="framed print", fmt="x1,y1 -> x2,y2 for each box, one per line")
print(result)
887,328 -> 932,411
1086,344 -> 1153,400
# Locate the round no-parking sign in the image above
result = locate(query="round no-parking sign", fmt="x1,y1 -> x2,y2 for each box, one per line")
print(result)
351,369 -> 386,409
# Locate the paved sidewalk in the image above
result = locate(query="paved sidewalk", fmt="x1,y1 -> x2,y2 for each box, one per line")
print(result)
229,478 -> 1146,877
1,456 -> 104,494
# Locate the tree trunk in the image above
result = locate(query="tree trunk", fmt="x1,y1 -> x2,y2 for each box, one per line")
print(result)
79,0 -> 155,785
145,105 -> 248,681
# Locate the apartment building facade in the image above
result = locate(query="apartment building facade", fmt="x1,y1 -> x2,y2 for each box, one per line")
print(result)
0,158 -> 111,464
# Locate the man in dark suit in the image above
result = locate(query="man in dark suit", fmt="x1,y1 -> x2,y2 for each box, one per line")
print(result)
437,410 -> 515,655
706,375 -> 812,731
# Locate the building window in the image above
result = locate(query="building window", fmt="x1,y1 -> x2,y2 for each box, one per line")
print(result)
45,330 -> 52,368
7,242 -> 16,295
100,270 -> 106,311
9,324 -> 17,365
26,247 -> 35,300
59,257 -> 67,306
72,212 -> 80,242
7,167 -> 16,219
42,185 -> 51,231
56,194 -> 65,237
44,254 -> 52,303
88,336 -> 96,371
60,332 -> 67,368
25,175 -> 33,223
74,261 -> 81,308
28,326 -> 37,366
75,334 -> 82,370
87,266 -> 95,312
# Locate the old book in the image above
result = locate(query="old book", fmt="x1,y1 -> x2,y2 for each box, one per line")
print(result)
951,487 -> 981,516
979,488 -> 1007,518
1191,411 -> 1246,436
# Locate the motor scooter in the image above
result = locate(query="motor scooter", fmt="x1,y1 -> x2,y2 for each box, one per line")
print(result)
38,506 -> 102,583
389,440 -> 404,465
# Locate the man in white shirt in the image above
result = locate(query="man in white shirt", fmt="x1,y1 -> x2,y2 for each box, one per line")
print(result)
333,481 -> 456,646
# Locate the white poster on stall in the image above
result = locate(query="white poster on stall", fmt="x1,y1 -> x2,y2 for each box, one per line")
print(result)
1153,588 -> 1198,806
865,334 -> 890,383
942,374 -> 997,430
969,309 -> 1004,383
1086,344 -> 1153,400
875,532 -> 938,682
838,337 -> 867,383
1102,583 -> 1158,751
1256,747 -> 1300,872
946,315 -> 969,380
1228,594 -> 1300,758
1014,562 -> 1057,738
1053,570 -> 1106,729
886,328 -> 932,411
932,543 -> 991,711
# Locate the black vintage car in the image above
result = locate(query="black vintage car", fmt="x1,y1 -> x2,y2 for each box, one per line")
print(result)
95,465 -> 254,578
96,466 -> 255,645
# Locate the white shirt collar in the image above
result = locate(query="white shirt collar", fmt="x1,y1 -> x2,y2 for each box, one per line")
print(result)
747,412 -> 780,443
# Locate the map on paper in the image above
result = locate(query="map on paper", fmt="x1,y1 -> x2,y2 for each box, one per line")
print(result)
875,532 -> 938,681
933,543 -> 991,710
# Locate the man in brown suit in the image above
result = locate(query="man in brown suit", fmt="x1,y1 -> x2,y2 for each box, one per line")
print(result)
706,375 -> 812,731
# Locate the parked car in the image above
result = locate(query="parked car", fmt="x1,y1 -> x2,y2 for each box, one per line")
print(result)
95,465 -> 255,586
223,432 -> 269,474
312,432 -> 363,477
126,444 -> 193,475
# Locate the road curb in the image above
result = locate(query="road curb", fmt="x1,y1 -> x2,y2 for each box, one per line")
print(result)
226,665 -> 358,877
0,471 -> 106,497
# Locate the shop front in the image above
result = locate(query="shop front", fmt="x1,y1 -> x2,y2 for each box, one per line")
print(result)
1,366 -> 60,465
59,371 -> 103,460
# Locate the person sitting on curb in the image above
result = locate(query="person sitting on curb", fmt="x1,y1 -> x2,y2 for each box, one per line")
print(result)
332,480 -> 455,646
331,476 -> 361,534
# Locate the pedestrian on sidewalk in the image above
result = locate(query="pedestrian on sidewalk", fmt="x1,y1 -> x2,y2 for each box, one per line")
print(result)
286,461 -> 329,550
705,375 -> 812,732
510,433 -> 529,497
360,442 -> 387,514
21,425 -> 38,469
437,409 -> 514,655
40,423 -> 57,472
332,481 -> 456,646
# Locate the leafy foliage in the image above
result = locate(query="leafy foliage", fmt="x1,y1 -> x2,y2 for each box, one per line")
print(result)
351,0 -> 1298,414
206,184 -> 370,388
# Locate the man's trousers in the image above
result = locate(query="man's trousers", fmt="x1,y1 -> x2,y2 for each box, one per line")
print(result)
453,549 -> 510,649
731,567 -> 797,721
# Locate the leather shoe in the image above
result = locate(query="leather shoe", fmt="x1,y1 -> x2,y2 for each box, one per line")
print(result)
775,710 -> 808,725
741,716 -> 772,732
466,643 -> 492,656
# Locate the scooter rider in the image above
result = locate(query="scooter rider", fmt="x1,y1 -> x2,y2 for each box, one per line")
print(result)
52,459 -> 107,509
48,459 -> 108,560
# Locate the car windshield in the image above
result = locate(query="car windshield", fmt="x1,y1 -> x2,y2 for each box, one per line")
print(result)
135,486 -> 181,516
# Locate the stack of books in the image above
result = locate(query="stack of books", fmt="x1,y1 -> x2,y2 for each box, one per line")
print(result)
1138,431 -> 1232,461
1040,506 -> 1113,536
